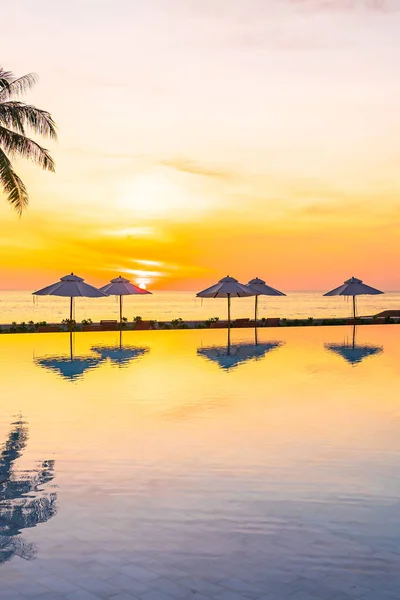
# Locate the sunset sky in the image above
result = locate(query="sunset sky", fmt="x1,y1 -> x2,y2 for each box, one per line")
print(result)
2,0 -> 400,291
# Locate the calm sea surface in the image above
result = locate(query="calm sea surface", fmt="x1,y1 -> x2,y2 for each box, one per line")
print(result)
1,290 -> 400,323
0,325 -> 400,599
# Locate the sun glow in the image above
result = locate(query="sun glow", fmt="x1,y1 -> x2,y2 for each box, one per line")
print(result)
118,169 -> 189,217
116,166 -> 216,220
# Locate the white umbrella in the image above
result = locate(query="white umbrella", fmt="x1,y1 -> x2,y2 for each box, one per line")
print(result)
33,273 -> 106,327
323,276 -> 384,319
99,276 -> 151,327
247,277 -> 286,323
196,276 -> 255,329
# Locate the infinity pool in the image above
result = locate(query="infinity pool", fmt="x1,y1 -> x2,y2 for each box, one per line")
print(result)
1,326 -> 399,600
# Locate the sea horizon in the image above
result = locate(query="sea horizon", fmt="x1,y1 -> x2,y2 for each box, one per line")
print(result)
1,289 -> 399,324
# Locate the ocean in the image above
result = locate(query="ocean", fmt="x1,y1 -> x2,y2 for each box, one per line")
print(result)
0,290 -> 399,324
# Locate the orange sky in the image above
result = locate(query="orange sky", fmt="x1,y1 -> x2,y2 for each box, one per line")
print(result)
1,0 -> 400,291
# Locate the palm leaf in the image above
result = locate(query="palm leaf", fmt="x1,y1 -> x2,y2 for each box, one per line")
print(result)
0,102 -> 26,135
0,69 -> 13,95
0,126 -> 55,171
0,68 -> 13,79
0,149 -> 29,214
0,102 -> 57,139
0,72 -> 38,100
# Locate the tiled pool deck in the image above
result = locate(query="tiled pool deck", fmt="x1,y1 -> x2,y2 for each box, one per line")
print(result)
1,327 -> 400,600
2,538 -> 400,600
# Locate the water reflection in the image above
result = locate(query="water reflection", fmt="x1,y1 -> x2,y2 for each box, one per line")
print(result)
325,325 -> 384,365
35,332 -> 104,381
197,327 -> 283,371
0,418 -> 57,564
91,330 -> 149,367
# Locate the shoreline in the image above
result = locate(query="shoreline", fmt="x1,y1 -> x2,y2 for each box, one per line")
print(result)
1,315 -> 399,333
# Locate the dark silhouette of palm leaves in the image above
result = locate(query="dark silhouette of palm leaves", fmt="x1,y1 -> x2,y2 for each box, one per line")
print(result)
0,418 -> 57,564
0,67 -> 57,214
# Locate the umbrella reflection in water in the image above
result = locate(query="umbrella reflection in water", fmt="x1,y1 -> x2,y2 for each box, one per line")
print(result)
325,325 -> 383,366
0,418 -> 57,564
35,331 -> 104,381
197,328 -> 283,371
91,331 -> 149,367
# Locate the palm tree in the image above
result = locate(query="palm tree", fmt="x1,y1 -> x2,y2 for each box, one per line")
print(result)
0,67 -> 57,214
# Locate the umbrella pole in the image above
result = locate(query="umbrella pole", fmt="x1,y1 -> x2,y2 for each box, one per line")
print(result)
352,296 -> 356,320
255,295 -> 258,324
119,295 -> 122,330
69,297 -> 73,331
227,294 -> 231,330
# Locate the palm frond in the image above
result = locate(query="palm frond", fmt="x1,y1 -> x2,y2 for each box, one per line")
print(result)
0,68 -> 13,79
0,102 -> 26,135
0,149 -> 29,214
0,69 -> 13,95
0,126 -> 55,172
0,102 -> 57,139
0,72 -> 38,100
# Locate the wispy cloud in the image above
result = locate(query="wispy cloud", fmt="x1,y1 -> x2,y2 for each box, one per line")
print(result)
64,148 -> 152,162
285,0 -> 397,12
102,227 -> 154,237
133,259 -> 164,267
292,198 -> 400,223
162,158 -> 232,180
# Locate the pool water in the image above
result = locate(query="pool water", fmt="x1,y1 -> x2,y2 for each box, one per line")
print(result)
0,326 -> 400,600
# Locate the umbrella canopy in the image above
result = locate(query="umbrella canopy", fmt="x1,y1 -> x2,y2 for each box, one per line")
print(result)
248,277 -> 286,296
324,277 -> 384,319
99,276 -> 151,327
247,277 -> 286,322
33,273 -> 106,326
99,276 -> 151,297
197,276 -> 255,328
197,276 -> 254,298
324,277 -> 383,297
34,273 -> 105,298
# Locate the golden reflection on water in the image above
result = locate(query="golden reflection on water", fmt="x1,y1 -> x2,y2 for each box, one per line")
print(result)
0,326 -> 398,465
0,326 -> 400,595
1,325 -> 400,584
